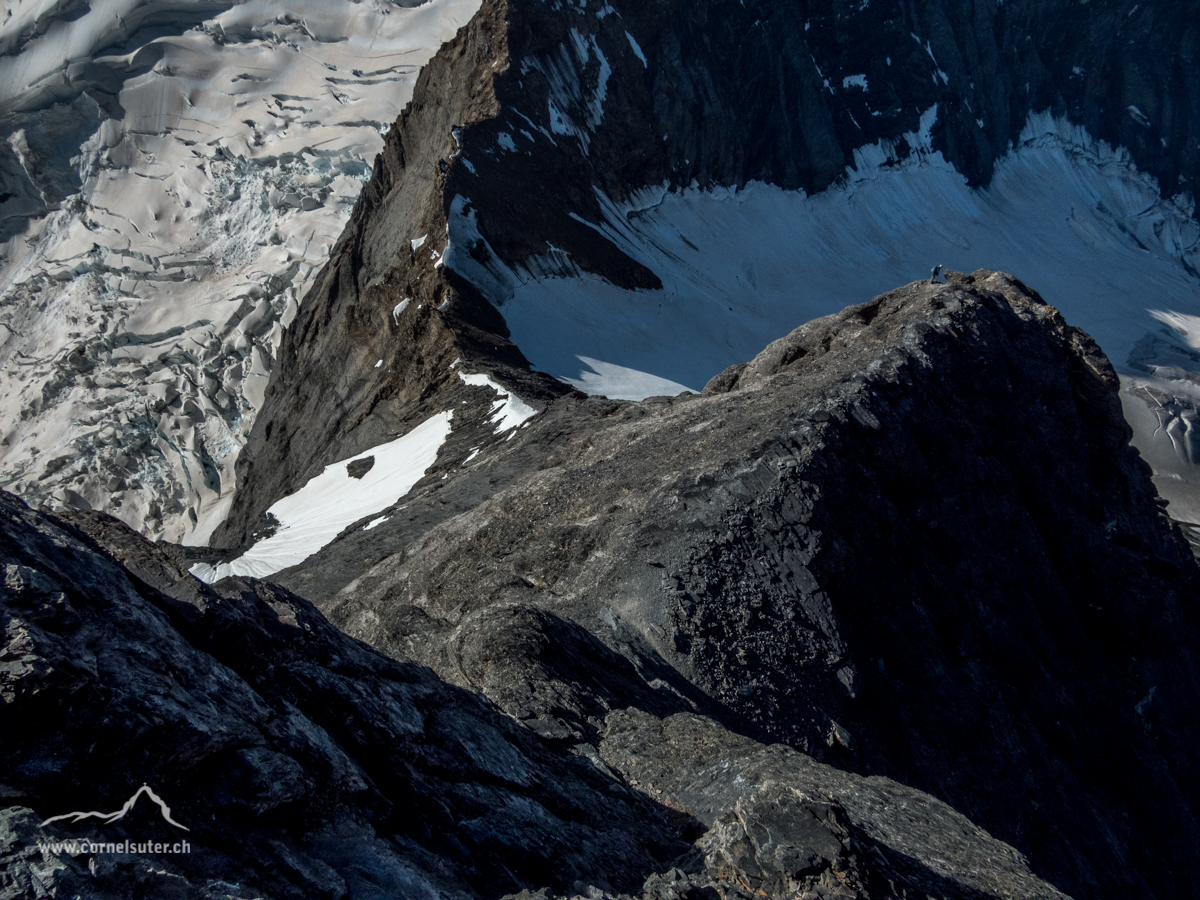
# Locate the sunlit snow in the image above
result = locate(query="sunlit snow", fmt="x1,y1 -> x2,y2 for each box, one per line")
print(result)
458,371 -> 538,432
190,410 -> 452,581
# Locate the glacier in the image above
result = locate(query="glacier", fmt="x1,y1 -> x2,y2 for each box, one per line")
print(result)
0,0 -> 480,543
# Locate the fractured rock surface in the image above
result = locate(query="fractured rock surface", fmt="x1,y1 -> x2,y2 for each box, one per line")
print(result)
254,272 -> 1200,899
1,490 -> 691,898
3,481 -> 1070,900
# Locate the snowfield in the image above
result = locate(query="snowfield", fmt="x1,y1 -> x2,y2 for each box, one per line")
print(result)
488,111 -> 1200,401
0,0 -> 479,542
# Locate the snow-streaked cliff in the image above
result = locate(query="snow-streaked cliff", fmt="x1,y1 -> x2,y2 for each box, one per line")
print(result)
0,0 -> 479,542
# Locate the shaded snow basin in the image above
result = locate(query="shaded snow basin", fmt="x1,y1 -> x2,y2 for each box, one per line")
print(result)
493,112 -> 1200,402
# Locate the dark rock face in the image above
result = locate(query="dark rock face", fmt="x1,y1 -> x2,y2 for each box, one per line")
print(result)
0,491 -> 693,898
450,0 -> 1200,275
217,0 -> 1200,551
1,485 -> 1071,899
292,273 -> 1200,900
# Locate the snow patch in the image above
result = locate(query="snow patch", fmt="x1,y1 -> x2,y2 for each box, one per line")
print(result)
904,103 -> 939,154
520,27 -> 611,153
190,411 -> 453,581
1128,105 -> 1152,128
913,34 -> 950,84
625,31 -> 647,67
1148,311 -> 1200,351
562,357 -> 694,400
457,371 -> 538,432
441,194 -> 521,300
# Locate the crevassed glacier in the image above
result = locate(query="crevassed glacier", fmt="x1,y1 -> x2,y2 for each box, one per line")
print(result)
0,0 -> 479,543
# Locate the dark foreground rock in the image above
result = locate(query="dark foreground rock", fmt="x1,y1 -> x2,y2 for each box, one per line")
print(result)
1,486 -> 1068,900
1,491 -> 691,898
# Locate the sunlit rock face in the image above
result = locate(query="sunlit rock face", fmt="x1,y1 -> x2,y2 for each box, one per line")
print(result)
0,0 -> 479,542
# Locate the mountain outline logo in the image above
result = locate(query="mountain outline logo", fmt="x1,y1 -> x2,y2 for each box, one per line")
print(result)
40,784 -> 190,831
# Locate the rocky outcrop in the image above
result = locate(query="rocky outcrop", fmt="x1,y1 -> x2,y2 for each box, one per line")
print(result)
213,0 -> 577,551
271,272 -> 1200,900
217,0 -> 1200,550
1,489 -> 691,898
2,487 -> 1074,899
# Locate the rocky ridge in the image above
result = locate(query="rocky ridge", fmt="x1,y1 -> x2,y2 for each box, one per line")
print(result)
167,271 -> 1200,899
1,490 -> 691,898
6,272 -> 1200,898
3,476 -> 1070,900
215,0 -> 1200,551
3,0 -> 1198,540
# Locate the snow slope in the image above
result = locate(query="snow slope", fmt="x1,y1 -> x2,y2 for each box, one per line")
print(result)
190,409 -> 452,581
0,0 -> 479,542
